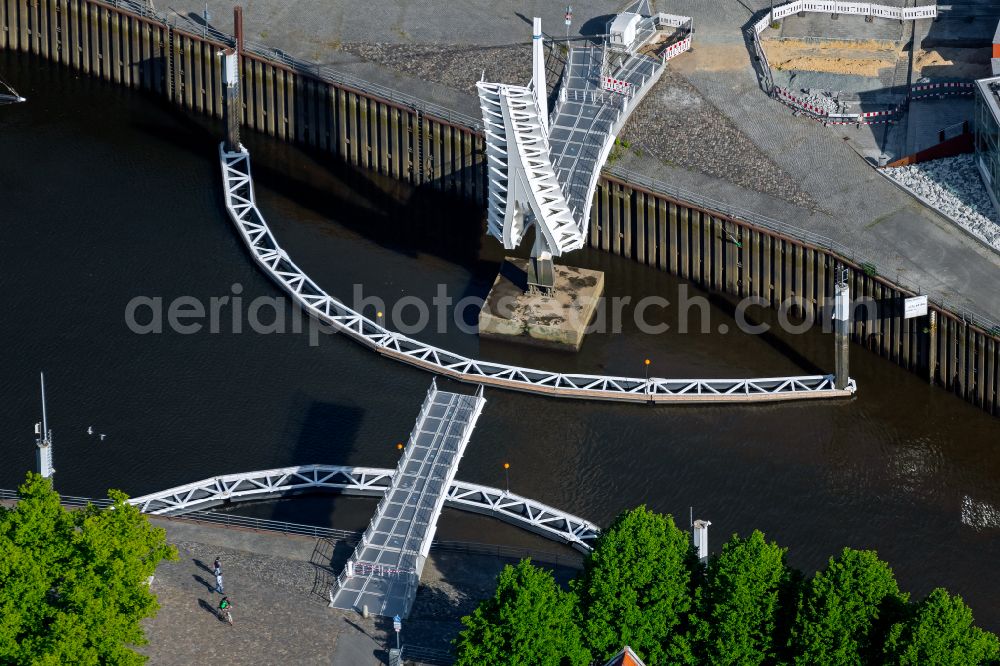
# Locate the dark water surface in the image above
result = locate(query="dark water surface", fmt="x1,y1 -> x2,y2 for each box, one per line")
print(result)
1,53 -> 998,628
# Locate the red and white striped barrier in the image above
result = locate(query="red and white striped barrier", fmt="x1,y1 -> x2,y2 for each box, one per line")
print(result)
774,87 -> 829,116
860,108 -> 899,118
763,0 -> 936,25
910,82 -> 975,98
662,36 -> 692,62
601,76 -> 632,95
773,87 -> 906,125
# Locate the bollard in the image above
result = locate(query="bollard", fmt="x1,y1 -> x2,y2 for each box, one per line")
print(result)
362,604 -> 369,619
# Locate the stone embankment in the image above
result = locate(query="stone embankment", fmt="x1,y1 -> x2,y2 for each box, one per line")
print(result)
883,155 -> 1000,251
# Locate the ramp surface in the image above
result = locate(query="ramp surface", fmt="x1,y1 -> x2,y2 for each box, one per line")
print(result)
331,381 -> 485,618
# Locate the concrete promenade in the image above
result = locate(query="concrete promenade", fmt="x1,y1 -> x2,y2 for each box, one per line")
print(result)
140,517 -> 579,664
171,0 -> 1000,321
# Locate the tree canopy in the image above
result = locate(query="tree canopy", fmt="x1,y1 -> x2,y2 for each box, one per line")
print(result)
691,530 -> 791,666
884,587 -> 1000,665
454,506 -> 997,666
574,506 -> 695,665
454,559 -> 590,666
789,547 -> 907,665
0,473 -> 177,665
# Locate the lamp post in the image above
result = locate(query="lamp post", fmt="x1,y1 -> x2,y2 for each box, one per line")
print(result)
503,462 -> 510,494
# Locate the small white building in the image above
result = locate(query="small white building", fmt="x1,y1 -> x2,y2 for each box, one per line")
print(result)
608,13 -> 642,51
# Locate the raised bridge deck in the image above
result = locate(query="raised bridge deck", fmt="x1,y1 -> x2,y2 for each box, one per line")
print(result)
475,3 -> 692,257
330,380 -> 486,618
549,46 -> 663,235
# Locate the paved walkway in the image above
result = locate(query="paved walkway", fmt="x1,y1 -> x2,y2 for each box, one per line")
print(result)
139,517 -> 579,664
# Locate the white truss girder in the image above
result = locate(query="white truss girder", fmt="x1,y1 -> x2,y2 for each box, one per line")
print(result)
476,82 -> 584,254
128,464 -> 601,552
219,144 -> 856,403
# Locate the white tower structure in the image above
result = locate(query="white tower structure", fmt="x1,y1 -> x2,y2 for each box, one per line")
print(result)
532,17 -> 548,135
34,372 -> 54,479
693,519 -> 711,562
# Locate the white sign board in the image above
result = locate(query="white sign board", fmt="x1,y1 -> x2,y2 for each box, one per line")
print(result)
223,52 -> 239,87
904,295 -> 928,319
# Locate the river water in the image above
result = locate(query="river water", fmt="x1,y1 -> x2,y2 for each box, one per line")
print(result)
1,52 -> 998,628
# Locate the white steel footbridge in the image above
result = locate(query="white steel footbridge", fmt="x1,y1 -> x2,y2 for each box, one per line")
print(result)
476,1 -> 692,265
330,380 -> 485,617
128,465 -> 601,552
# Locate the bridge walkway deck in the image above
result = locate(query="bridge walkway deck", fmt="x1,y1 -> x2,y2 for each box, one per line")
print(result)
549,45 -> 663,228
330,380 -> 486,618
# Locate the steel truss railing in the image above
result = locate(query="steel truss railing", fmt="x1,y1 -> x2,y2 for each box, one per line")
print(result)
220,145 -> 856,403
128,464 -> 601,552
476,82 -> 584,253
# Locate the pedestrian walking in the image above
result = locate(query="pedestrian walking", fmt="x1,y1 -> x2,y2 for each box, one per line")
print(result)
213,557 -> 221,575
215,571 -> 224,594
218,596 -> 233,625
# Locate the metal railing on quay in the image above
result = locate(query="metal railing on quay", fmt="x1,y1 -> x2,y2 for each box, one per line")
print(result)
401,645 -> 454,666
402,645 -> 455,666
240,39 -> 482,130
96,0 -> 481,130
161,509 -> 359,539
604,164 -> 1000,334
430,539 -> 584,568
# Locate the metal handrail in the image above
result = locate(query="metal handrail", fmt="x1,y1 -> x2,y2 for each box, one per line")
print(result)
240,40 -> 482,129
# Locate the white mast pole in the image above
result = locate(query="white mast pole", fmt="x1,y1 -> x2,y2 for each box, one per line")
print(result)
532,17 -> 548,134
36,372 -> 54,479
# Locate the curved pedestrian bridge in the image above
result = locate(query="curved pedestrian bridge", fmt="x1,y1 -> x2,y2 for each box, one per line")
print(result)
129,464 -> 601,553
218,146 -> 856,404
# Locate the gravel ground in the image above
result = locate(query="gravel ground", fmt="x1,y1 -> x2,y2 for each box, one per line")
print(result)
618,69 -> 819,210
336,41 -> 567,96
883,155 -> 1000,251
336,41 -> 818,209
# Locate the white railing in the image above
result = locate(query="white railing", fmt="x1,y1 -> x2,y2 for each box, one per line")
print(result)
128,464 -> 602,551
768,0 -> 936,21
219,145 -> 856,403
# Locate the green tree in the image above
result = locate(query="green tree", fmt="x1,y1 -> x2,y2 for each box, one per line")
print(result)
0,472 -> 177,665
789,547 -> 907,665
574,506 -> 695,665
691,530 -> 791,665
883,587 -> 1000,665
454,559 -> 590,666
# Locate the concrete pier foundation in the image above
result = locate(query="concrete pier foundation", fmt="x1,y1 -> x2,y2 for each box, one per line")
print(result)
479,259 -> 605,351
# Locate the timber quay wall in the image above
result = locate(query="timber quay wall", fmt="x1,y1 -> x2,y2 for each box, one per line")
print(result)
3,0 -> 998,415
